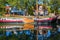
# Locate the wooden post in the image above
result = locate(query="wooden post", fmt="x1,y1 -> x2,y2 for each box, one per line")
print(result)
36,0 -> 38,16
13,13 -> 15,16
36,28 -> 38,40
36,0 -> 39,40
36,0 -> 39,38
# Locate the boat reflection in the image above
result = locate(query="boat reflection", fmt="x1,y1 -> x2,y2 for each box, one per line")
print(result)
0,23 -> 34,40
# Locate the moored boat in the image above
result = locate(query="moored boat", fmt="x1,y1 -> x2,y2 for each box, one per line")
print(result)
0,18 -> 23,23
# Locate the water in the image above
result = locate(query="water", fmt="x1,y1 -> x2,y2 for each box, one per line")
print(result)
0,22 -> 60,40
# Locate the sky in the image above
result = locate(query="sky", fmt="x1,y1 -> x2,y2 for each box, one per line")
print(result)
38,0 -> 50,4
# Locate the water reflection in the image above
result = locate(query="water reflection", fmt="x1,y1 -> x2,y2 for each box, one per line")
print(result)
0,23 -> 35,40
23,23 -> 34,30
0,22 -> 60,40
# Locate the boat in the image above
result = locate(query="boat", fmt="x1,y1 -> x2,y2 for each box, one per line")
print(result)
0,18 -> 23,23
34,17 -> 57,29
34,17 -> 55,22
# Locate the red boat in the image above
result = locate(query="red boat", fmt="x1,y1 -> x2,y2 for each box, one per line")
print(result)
34,17 -> 56,29
0,18 -> 23,23
34,17 -> 55,22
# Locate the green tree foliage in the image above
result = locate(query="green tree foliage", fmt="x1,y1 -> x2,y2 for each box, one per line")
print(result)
0,0 -> 60,15
50,0 -> 60,13
0,0 -> 36,15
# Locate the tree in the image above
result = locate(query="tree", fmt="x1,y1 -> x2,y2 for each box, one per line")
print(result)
0,0 -> 36,15
50,0 -> 60,13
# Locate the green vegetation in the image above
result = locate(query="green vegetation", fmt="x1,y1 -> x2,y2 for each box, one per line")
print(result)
0,0 -> 36,15
0,0 -> 60,40
50,0 -> 60,13
0,0 -> 60,15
